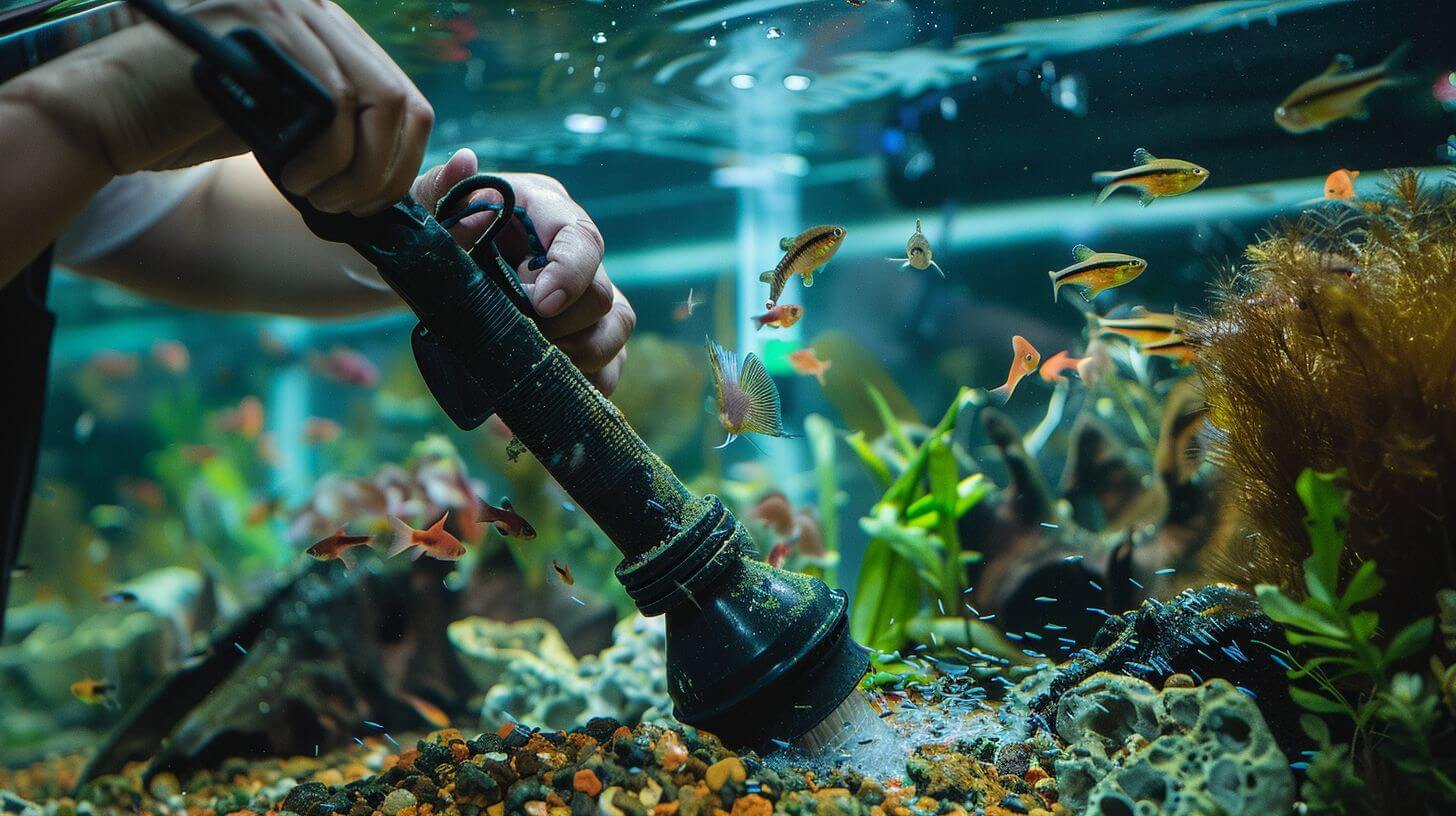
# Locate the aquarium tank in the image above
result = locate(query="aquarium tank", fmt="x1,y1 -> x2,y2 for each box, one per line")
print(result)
3,0 -> 1456,814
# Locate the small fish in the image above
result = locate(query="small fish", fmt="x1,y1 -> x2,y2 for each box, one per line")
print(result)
988,335 -> 1040,405
552,559 -> 575,586
246,496 -> 282,526
707,339 -> 791,448
673,288 -> 704,321
1038,350 -> 1085,383
181,444 -> 221,464
479,498 -> 536,539
766,541 -> 791,568
753,303 -> 805,330
400,692 -> 451,728
787,348 -> 832,385
310,346 -> 379,387
86,350 -> 138,379
74,411 -> 95,443
1092,148 -> 1209,206
215,396 -> 265,439
70,677 -> 115,706
1323,168 -> 1360,200
1049,245 -> 1147,302
1094,308 -> 1185,345
887,219 -> 944,277
1142,335 -> 1197,366
307,528 -> 375,570
151,340 -> 190,374
388,514 -> 466,561
303,417 -> 343,444
101,590 -> 138,603
1275,45 -> 1408,134
760,225 -> 847,307
751,492 -> 796,536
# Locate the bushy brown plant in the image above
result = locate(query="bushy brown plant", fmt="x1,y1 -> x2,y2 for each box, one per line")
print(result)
1192,170 -> 1456,628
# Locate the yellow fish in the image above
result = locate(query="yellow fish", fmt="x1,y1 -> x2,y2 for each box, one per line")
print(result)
706,339 -> 791,448
1275,45 -> 1407,134
1142,335 -> 1197,366
1094,307 -> 1186,345
761,225 -> 846,308
71,677 -> 115,707
1049,246 -> 1147,302
1092,148 -> 1209,206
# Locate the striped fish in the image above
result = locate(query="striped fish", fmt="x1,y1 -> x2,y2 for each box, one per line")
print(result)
1092,148 -> 1209,206
760,225 -> 846,307
706,339 -> 790,448
1094,307 -> 1186,345
1142,335 -> 1197,366
1049,245 -> 1146,302
1275,45 -> 1407,134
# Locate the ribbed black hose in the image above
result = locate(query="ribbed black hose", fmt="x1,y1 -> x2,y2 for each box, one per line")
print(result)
335,199 -> 692,558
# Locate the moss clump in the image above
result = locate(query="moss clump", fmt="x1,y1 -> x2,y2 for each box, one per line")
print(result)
1192,171 -> 1456,630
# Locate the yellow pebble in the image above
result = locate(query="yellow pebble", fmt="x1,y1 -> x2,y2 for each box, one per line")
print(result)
704,758 -> 746,792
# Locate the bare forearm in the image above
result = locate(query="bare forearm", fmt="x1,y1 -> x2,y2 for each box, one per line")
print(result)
0,71 -> 114,282
79,154 -> 400,316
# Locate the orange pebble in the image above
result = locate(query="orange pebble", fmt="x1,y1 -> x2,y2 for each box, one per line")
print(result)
730,795 -> 772,816
497,723 -> 516,739
573,769 -> 603,797
1025,767 -> 1048,784
652,804 -> 680,816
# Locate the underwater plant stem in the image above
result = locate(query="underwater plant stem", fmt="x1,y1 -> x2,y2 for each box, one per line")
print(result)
1023,380 -> 1068,458
1106,375 -> 1155,451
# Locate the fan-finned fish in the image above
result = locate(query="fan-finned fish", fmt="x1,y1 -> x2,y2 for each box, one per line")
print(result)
760,225 -> 846,308
707,339 -> 792,448
1092,148 -> 1209,206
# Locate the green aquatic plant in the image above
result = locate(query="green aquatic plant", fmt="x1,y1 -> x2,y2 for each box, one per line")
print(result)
1257,468 -> 1456,810
847,385 -> 992,650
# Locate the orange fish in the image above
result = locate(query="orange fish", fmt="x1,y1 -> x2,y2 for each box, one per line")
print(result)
751,492 -> 796,537
400,692 -> 451,728
70,677 -> 115,706
307,528 -> 375,570
1323,168 -> 1359,200
766,541 -> 791,568
479,498 -> 536,539
310,346 -> 379,387
753,304 -> 805,330
216,396 -> 265,439
181,444 -> 220,464
1095,308 -> 1185,345
151,340 -> 190,374
388,513 -> 466,561
707,339 -> 791,448
119,477 -> 165,510
1049,246 -> 1147,302
989,335 -> 1040,404
246,496 -> 282,526
673,288 -> 704,321
552,559 -> 575,586
303,417 -> 343,444
787,348 -> 832,385
1038,350 -> 1086,383
87,350 -> 138,379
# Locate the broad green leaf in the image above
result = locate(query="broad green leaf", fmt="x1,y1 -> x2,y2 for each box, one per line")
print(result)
1300,713 -> 1331,744
851,536 -> 921,650
927,435 -> 964,603
804,414 -> 841,573
1255,585 -> 1344,637
1290,685 -> 1349,715
1339,560 -> 1384,609
1286,630 -> 1357,651
846,431 -> 892,489
860,506 -> 942,569
866,384 -> 916,459
1287,655 -> 1361,680
1296,468 -> 1349,603
1349,610 -> 1379,642
1384,617 -> 1434,665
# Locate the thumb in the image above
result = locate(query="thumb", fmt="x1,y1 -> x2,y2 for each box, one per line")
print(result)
411,147 -> 479,211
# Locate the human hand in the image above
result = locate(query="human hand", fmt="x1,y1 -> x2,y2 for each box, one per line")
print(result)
33,0 -> 431,215
412,149 -> 635,394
